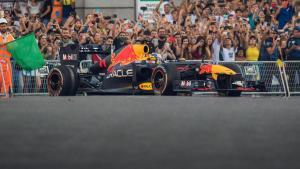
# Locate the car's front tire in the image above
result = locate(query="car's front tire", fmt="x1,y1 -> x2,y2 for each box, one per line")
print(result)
216,74 -> 243,97
47,65 -> 78,96
151,65 -> 177,96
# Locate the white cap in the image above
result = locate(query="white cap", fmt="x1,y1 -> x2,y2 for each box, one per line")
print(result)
0,18 -> 7,24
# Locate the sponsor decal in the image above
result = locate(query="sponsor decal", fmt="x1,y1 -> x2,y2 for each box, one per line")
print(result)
38,66 -> 49,77
232,81 -> 245,87
244,66 -> 258,75
62,54 -> 77,60
199,64 -> 212,74
108,45 -> 148,72
177,66 -> 191,72
107,69 -> 133,79
139,82 -> 153,91
180,81 -> 192,88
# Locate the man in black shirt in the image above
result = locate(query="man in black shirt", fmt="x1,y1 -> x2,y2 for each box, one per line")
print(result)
286,26 -> 300,60
113,32 -> 128,51
143,30 -> 155,53
286,25 -> 300,91
40,0 -> 53,26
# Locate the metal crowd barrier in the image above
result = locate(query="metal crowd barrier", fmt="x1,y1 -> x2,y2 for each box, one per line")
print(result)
220,61 -> 287,96
4,60 -> 299,97
284,61 -> 300,96
11,60 -> 60,96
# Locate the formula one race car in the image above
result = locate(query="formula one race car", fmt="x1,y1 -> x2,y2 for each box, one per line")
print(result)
47,44 -> 261,96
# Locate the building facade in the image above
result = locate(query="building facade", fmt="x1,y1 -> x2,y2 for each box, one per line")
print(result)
75,0 -> 182,20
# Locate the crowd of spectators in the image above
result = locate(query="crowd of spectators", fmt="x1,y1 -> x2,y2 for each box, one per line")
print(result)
1,0 -> 300,62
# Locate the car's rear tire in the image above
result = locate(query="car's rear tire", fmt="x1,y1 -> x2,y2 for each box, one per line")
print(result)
151,65 -> 177,96
217,75 -> 243,97
47,65 -> 78,96
217,64 -> 244,97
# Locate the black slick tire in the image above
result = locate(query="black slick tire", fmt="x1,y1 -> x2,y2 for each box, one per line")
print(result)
47,65 -> 77,96
151,65 -> 177,96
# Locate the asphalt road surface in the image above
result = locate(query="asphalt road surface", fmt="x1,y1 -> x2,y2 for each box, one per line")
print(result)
0,96 -> 300,169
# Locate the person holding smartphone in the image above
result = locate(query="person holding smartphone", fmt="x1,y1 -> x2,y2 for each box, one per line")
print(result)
276,0 -> 295,29
27,0 -> 42,16
40,0 -> 52,26
155,0 -> 177,23
286,26 -> 300,60
13,0 -> 28,18
259,37 -> 281,61
180,36 -> 192,60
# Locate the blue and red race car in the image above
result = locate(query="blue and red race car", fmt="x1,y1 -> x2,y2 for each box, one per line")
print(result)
47,44 -> 264,96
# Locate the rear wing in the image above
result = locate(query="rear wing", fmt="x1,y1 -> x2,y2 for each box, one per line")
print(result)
59,44 -> 102,69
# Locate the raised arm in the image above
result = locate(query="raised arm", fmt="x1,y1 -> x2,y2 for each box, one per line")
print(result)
155,0 -> 164,15
169,0 -> 178,11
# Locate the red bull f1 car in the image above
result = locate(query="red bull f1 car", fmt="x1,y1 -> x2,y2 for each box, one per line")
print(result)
47,44 -> 264,96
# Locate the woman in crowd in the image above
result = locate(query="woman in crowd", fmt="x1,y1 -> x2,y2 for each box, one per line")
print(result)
180,36 -> 192,60
245,33 -> 261,61
191,36 -> 211,60
38,34 -> 52,60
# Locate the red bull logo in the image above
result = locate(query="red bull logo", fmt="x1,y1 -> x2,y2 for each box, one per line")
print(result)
107,44 -> 149,72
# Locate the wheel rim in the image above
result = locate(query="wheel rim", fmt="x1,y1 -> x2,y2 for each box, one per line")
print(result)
153,69 -> 166,92
48,70 -> 63,94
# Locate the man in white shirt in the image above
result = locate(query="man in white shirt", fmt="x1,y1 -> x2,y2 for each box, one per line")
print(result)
221,38 -> 238,61
155,0 -> 177,23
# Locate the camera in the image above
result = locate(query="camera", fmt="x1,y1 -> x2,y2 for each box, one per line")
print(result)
270,8 -> 276,14
224,25 -> 232,30
104,16 -> 111,20
140,6 -> 147,11
86,37 -> 91,42
70,11 -> 77,17
55,40 -> 63,47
